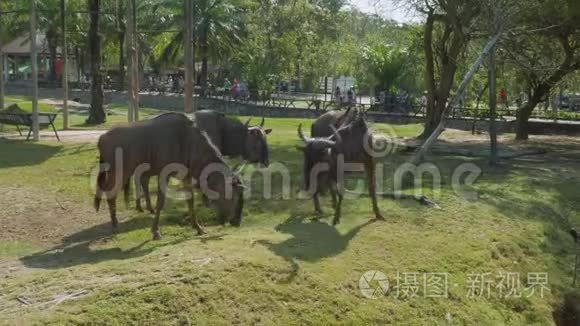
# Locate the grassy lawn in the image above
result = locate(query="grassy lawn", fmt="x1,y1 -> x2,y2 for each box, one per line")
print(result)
0,116 -> 578,324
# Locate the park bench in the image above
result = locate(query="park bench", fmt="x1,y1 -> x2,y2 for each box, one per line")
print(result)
0,112 -> 60,141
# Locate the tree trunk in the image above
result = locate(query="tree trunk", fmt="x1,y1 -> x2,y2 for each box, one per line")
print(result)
118,31 -> 125,91
117,1 -> 125,91
412,33 -> 501,164
86,0 -> 105,124
200,30 -> 208,97
47,29 -> 58,82
488,44 -> 498,165
515,82 -> 553,140
420,13 -> 437,138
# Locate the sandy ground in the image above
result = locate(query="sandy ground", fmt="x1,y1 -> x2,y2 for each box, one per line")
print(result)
0,186 -> 106,246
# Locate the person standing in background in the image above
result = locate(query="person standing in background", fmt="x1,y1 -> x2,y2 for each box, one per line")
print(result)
499,88 -> 508,109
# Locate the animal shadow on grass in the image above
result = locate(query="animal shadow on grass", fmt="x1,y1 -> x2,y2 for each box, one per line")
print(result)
19,212 -> 206,269
0,140 -> 62,169
257,215 -> 375,283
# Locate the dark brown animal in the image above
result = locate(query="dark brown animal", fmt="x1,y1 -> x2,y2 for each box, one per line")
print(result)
194,110 -> 272,166
94,112 -> 244,240
297,124 -> 342,217
299,111 -> 384,224
135,110 -> 271,213
311,106 -> 356,138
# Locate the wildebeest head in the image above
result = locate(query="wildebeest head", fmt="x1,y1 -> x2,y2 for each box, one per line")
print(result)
243,117 -> 272,167
221,173 -> 245,227
203,167 -> 246,227
196,130 -> 246,226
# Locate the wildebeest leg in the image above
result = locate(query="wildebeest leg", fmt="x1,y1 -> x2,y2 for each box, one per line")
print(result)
141,176 -> 154,214
107,197 -> 118,230
330,187 -> 337,209
184,179 -> 204,235
365,158 -> 384,220
134,177 -> 143,213
313,191 -> 323,215
332,192 -> 343,226
152,185 -> 165,240
201,193 -> 210,207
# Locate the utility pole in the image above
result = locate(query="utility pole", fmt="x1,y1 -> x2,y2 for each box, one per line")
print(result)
0,1 -> 4,110
184,0 -> 194,113
488,43 -> 498,165
126,0 -> 138,122
61,0 -> 69,129
30,0 -> 39,140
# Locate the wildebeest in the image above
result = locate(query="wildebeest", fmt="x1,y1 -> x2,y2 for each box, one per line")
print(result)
94,112 -> 245,240
135,110 -> 271,213
311,106 -> 356,138
298,110 -> 384,224
297,124 -> 342,218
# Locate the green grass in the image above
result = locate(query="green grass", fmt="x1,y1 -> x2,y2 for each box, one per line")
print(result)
0,117 -> 578,324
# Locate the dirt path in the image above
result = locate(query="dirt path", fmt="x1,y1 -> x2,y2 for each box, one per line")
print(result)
0,129 -> 106,144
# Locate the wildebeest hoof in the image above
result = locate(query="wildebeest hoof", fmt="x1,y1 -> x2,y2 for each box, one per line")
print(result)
152,231 -> 162,240
332,218 -> 340,225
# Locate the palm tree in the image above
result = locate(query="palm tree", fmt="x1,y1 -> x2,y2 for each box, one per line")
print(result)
86,0 -> 105,124
197,0 -> 243,95
155,0 -> 244,95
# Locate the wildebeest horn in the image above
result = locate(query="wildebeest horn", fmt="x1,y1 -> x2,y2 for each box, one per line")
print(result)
259,116 -> 265,127
335,106 -> 352,127
297,124 -> 309,143
330,125 -> 342,143
310,139 -> 336,150
245,118 -> 252,127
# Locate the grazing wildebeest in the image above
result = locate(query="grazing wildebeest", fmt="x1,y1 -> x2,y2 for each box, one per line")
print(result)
135,110 -> 271,213
94,112 -> 245,239
298,111 -> 384,224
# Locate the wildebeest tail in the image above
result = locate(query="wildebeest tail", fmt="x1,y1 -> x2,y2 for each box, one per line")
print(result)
123,180 -> 131,208
94,162 -> 107,212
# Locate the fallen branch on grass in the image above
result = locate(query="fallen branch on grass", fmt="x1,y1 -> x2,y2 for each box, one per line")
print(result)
49,290 -> 88,309
379,192 -> 441,209
16,297 -> 31,305
345,190 -> 441,209
29,290 -> 89,309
